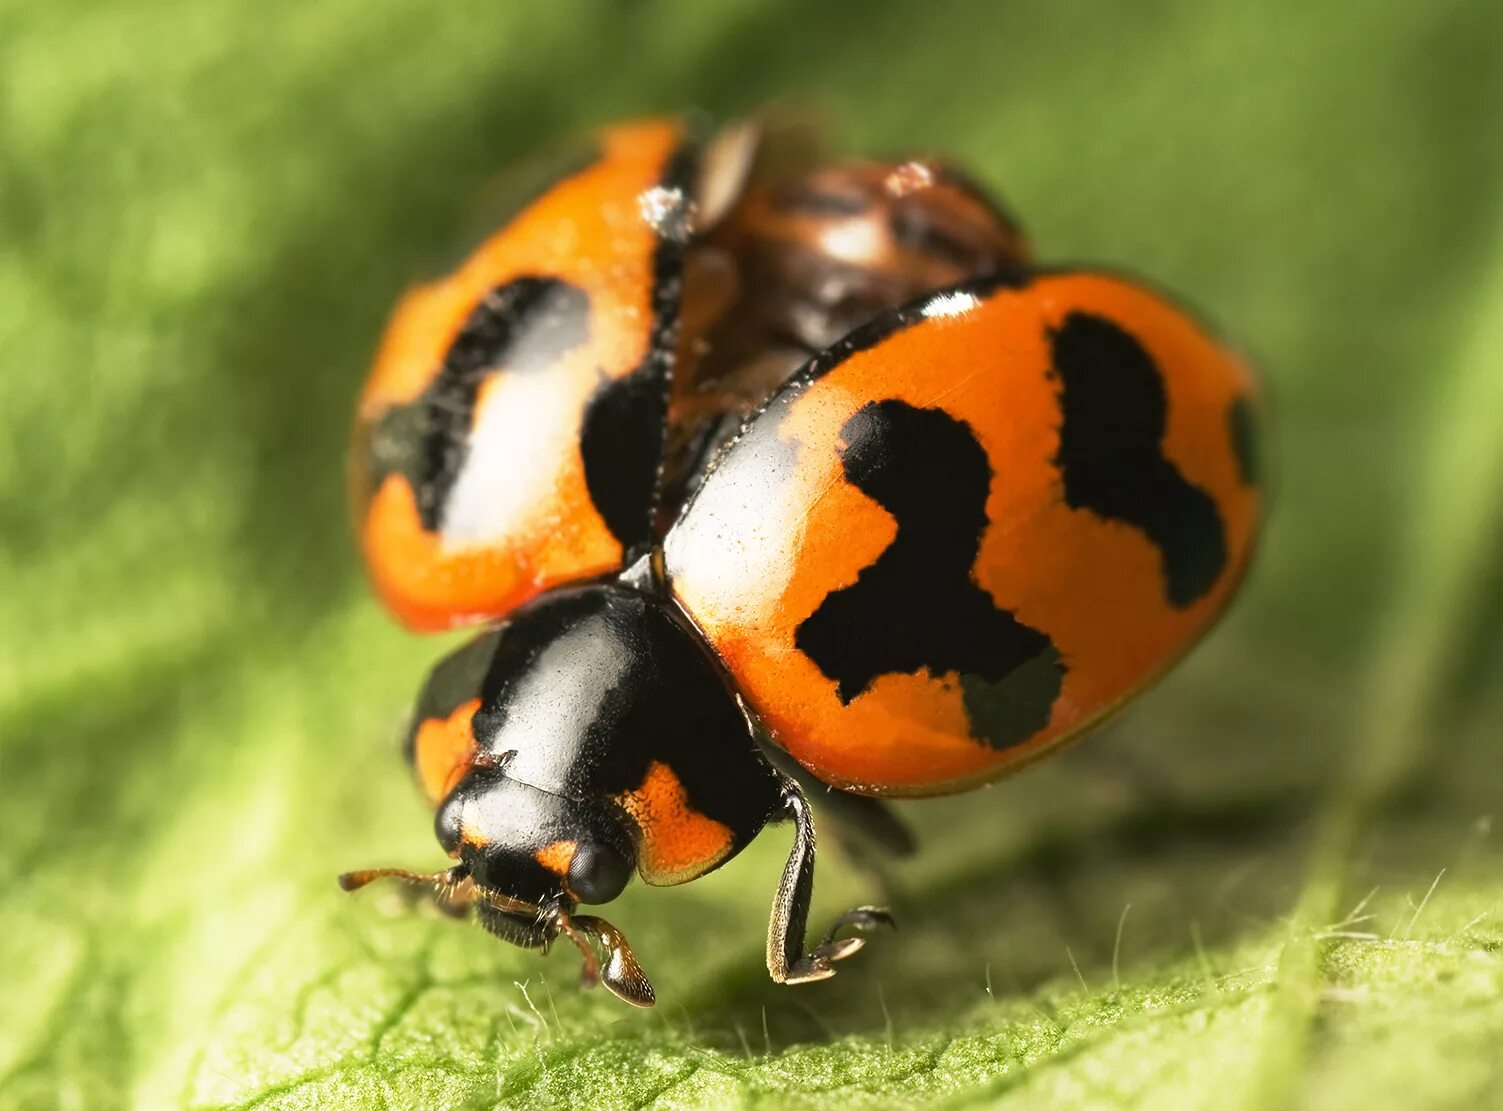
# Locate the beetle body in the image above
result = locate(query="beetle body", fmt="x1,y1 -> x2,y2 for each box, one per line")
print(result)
341,116 -> 1261,1005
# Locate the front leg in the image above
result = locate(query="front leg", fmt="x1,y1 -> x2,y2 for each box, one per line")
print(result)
767,780 -> 895,984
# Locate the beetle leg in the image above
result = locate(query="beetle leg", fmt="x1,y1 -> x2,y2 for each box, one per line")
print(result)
776,761 -> 913,906
759,737 -> 917,861
569,914 -> 657,1007
766,781 -> 895,985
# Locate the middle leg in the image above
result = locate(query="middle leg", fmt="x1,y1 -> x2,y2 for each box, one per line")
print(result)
766,777 -> 895,985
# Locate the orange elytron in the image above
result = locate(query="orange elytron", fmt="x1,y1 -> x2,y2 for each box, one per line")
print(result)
353,119 -> 693,631
666,271 -> 1260,793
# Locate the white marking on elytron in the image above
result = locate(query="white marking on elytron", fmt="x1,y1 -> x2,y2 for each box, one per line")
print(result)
665,421 -> 811,623
921,290 -> 981,319
441,371 -> 580,545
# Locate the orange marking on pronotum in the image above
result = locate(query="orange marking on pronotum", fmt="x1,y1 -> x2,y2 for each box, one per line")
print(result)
535,839 -> 579,877
614,761 -> 734,884
412,697 -> 483,804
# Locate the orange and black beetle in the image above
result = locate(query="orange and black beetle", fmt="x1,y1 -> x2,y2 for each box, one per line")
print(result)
341,116 -> 1261,1006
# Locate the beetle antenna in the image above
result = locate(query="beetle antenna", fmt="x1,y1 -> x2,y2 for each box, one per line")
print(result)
338,865 -> 465,895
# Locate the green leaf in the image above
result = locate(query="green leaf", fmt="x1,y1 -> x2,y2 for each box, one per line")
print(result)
3,1 -> 1501,1108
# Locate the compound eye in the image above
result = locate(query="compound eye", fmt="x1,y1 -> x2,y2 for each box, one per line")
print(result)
567,841 -> 632,905
434,793 -> 464,855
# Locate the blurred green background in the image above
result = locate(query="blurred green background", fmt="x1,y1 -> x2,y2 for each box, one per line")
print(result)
3,1 -> 1501,1108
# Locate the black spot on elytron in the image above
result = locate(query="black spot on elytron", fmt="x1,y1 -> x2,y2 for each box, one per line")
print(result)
1050,312 -> 1227,608
959,646 -> 1065,751
580,368 -> 668,552
1227,394 -> 1259,487
367,276 -> 590,531
794,400 -> 1064,750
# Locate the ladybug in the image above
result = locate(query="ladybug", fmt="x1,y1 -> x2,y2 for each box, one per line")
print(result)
340,116 -> 1261,1007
